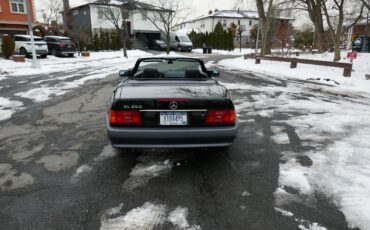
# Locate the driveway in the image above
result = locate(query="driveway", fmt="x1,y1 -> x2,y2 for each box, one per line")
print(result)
0,53 -> 357,229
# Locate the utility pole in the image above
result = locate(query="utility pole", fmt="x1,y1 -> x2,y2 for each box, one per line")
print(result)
255,21 -> 260,54
25,0 -> 40,68
238,19 -> 242,52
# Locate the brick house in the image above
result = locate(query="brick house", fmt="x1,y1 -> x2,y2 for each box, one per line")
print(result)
0,0 -> 36,36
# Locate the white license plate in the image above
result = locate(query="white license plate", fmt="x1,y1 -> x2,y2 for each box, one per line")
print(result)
160,112 -> 187,125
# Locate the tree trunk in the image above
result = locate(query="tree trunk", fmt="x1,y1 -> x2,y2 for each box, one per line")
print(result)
122,20 -> 128,58
305,0 -> 326,52
166,33 -> 170,55
314,13 -> 326,52
255,0 -> 272,56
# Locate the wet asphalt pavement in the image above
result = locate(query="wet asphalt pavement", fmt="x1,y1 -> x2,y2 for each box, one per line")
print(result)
0,53 -> 356,230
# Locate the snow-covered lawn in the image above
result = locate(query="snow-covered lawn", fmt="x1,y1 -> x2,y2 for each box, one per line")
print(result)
219,52 -> 370,93
0,50 -> 151,77
193,48 -> 255,56
220,52 -> 370,229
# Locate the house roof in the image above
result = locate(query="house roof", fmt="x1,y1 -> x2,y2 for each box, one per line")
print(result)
65,0 -> 171,12
343,18 -> 370,27
181,10 -> 292,24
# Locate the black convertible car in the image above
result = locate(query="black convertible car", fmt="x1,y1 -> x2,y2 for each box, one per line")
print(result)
106,57 -> 238,148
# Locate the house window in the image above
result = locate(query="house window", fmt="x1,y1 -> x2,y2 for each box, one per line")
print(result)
142,10 -> 147,21
10,0 -> 26,13
98,8 -> 104,19
249,20 -> 252,26
222,19 -> 227,28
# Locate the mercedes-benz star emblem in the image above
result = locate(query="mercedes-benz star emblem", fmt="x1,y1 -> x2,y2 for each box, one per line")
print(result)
169,101 -> 178,110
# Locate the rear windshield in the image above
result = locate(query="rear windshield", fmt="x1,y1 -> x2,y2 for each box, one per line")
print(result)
34,38 -> 43,42
60,39 -> 73,44
135,59 -> 207,80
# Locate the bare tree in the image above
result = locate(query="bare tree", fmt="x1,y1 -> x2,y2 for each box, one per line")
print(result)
322,0 -> 365,61
293,0 -> 327,52
141,0 -> 184,54
360,0 -> 370,10
39,0 -> 63,27
97,0 -> 137,58
255,0 -> 274,55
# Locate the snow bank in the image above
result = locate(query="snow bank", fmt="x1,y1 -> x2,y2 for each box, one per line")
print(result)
222,77 -> 370,229
219,52 -> 370,94
101,202 -> 200,230
0,50 -> 151,77
193,48 -> 256,56
0,97 -> 23,120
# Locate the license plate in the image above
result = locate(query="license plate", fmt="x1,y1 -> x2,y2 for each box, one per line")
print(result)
38,45 -> 42,47
160,112 -> 187,125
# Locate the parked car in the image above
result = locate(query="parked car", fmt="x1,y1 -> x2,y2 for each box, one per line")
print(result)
169,32 -> 193,52
106,57 -> 238,149
148,39 -> 167,51
14,35 -> 48,58
44,36 -> 76,57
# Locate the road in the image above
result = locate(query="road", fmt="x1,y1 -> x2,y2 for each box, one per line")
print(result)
0,53 -> 356,230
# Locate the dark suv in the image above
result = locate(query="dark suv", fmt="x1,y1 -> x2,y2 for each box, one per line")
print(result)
44,36 -> 76,57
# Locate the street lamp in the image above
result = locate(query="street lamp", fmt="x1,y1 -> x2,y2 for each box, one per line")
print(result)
25,0 -> 40,69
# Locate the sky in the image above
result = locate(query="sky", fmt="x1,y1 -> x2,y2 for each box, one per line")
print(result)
34,0 -> 308,27
34,0 -> 256,21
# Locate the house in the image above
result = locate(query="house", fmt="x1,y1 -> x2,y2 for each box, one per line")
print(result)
342,17 -> 370,49
62,0 -> 170,43
0,0 -> 36,36
176,10 -> 292,48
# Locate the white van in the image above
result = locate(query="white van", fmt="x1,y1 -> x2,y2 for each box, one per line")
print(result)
169,32 -> 193,52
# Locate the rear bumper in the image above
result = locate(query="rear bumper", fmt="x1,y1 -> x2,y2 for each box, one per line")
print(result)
106,119 -> 238,148
27,50 -> 48,55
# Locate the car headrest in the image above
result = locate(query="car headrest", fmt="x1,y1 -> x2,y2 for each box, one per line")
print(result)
142,68 -> 160,78
185,68 -> 207,79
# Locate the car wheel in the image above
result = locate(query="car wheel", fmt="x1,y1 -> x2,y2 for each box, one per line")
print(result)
177,46 -> 182,52
20,47 -> 28,57
52,49 -> 57,57
68,54 -> 74,57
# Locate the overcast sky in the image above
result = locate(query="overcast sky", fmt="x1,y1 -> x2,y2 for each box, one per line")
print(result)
34,0 -> 307,26
34,0 -> 256,20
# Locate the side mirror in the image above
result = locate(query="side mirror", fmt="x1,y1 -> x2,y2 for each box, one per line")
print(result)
208,69 -> 220,77
119,69 -> 131,77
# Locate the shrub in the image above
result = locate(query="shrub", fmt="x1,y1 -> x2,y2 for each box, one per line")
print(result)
1,36 -> 15,59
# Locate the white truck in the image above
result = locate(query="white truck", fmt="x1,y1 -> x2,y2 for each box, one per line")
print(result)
168,32 -> 193,52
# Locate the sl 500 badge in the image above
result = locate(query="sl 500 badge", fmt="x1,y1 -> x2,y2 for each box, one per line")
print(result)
123,105 -> 143,109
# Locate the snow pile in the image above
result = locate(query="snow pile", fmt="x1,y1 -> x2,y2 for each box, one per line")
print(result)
193,48 -> 255,56
0,97 -> 23,120
0,50 -> 151,77
101,202 -> 200,230
122,160 -> 172,191
100,202 -> 167,230
222,78 -> 370,229
219,52 -> 370,93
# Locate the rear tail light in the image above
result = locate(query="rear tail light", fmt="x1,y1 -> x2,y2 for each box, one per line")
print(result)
206,109 -> 236,124
109,110 -> 141,126
59,44 -> 66,48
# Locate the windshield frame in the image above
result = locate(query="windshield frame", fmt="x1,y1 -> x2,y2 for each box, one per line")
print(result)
131,57 -> 209,80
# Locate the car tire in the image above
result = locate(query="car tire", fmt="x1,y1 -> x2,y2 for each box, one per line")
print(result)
52,49 -> 58,57
68,54 -> 74,57
177,46 -> 182,52
20,47 -> 28,57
